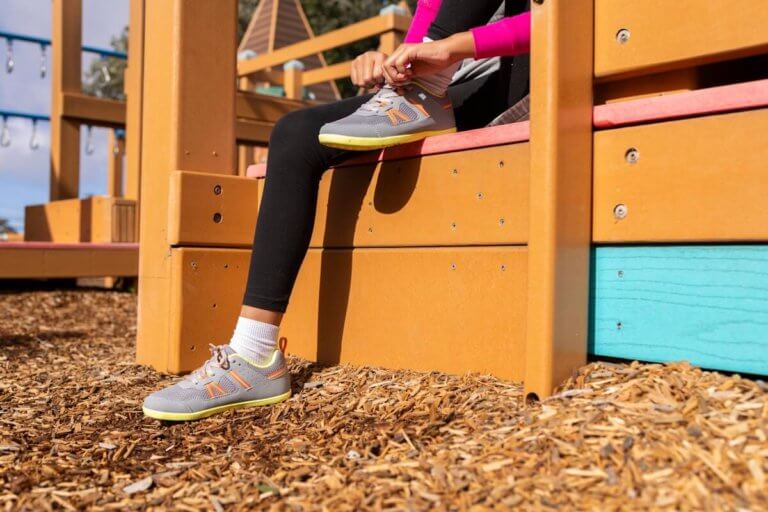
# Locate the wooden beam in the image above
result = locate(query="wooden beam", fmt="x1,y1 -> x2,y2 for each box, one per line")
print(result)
136,0 -> 237,373
235,119 -> 273,144
524,0 -> 594,399
61,93 -> 126,126
236,90 -> 306,124
125,0 -> 146,202
0,243 -> 138,279
50,0 -> 82,200
237,13 -> 410,76
303,61 -> 353,86
595,0 -> 768,79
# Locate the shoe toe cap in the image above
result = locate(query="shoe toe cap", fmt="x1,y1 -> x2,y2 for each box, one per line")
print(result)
143,391 -> 193,414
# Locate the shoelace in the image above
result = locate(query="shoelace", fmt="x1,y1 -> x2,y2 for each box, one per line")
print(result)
190,344 -> 230,383
359,85 -> 404,113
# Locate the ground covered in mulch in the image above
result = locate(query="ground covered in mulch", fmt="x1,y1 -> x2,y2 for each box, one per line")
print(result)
0,289 -> 766,511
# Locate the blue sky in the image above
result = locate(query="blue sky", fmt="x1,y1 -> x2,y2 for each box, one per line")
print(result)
0,0 -> 129,231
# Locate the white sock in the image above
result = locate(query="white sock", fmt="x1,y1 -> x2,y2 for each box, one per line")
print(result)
412,36 -> 460,96
229,317 -> 278,365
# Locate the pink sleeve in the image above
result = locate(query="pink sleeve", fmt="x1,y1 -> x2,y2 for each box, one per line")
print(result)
470,12 -> 531,59
404,0 -> 442,44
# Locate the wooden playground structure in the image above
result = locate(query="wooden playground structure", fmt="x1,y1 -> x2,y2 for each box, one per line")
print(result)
2,0 -> 767,398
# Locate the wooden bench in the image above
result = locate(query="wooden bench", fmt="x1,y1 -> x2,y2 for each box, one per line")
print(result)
136,0 -> 768,394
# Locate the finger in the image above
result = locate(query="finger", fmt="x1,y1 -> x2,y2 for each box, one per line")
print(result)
394,48 -> 414,75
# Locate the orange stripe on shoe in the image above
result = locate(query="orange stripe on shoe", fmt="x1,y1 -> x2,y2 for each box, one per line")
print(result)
267,367 -> 287,380
229,370 -> 252,390
212,383 -> 226,396
205,383 -> 216,399
386,110 -> 399,126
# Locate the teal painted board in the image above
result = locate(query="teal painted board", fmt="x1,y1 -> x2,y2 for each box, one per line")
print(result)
590,245 -> 768,375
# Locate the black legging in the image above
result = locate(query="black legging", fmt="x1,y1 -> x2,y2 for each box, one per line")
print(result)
243,0 -> 530,312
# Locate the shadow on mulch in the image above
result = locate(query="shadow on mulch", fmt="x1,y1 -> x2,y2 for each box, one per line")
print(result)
0,330 -> 87,347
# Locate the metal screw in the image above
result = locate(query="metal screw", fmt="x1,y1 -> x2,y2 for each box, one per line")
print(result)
616,321 -> 623,330
450,263 -> 457,270
625,148 -> 639,164
501,264 -> 507,271
616,29 -> 631,44
212,150 -> 218,157
451,168 -> 458,175
499,218 -> 506,226
498,160 -> 505,168
190,344 -> 196,352
368,227 -> 373,233
477,192 -> 484,199
617,270 -> 624,278
451,222 -> 457,230
213,212 -> 223,223
213,184 -> 222,195
191,261 -> 198,270
613,204 -> 628,220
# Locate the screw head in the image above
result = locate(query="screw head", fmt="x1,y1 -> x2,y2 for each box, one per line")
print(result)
501,264 -> 507,271
613,204 -> 628,220
450,263 -> 457,271
617,270 -> 624,278
451,222 -> 457,230
499,218 -> 506,226
477,192 -> 484,199
625,148 -> 640,164
616,28 -> 631,44
451,168 -> 458,175
213,212 -> 223,223
213,184 -> 222,195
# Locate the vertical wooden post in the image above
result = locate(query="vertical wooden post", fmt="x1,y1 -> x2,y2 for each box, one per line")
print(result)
136,0 -> 237,372
107,129 -> 125,197
283,60 -> 304,100
524,0 -> 594,398
237,144 -> 255,177
379,30 -> 404,55
125,0 -> 145,203
50,0 -> 82,200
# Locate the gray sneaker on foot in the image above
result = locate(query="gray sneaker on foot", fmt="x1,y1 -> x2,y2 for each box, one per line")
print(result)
143,344 -> 291,421
319,82 -> 456,151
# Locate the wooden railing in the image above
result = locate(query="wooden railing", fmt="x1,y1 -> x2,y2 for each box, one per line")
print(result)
237,8 -> 411,99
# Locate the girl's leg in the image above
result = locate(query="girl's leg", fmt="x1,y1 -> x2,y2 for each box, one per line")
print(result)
241,95 -> 371,326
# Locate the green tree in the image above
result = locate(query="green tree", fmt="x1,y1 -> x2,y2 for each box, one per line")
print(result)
82,27 -> 128,101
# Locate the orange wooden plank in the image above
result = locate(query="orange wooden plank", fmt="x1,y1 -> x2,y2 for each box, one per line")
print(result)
593,108 -> 768,242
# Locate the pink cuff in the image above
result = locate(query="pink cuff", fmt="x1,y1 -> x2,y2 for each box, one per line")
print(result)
470,12 -> 531,59
404,0 -> 442,44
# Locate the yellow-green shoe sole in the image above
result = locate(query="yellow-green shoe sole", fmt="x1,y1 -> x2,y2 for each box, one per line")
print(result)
142,390 -> 291,422
318,127 -> 457,151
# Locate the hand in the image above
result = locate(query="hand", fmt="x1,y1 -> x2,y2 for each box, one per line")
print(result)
350,51 -> 388,89
382,34 -> 475,86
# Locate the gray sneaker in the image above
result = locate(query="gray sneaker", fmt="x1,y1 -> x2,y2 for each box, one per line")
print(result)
319,82 -> 456,151
143,344 -> 291,421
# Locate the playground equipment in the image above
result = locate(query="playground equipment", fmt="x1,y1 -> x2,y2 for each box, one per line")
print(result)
0,1 -> 137,280
132,0 -> 767,396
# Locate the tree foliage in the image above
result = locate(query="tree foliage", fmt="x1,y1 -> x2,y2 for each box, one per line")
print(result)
82,27 -> 128,101
0,218 -> 17,234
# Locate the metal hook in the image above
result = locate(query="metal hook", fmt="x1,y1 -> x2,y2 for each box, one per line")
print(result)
100,60 -> 111,83
0,117 -> 10,148
29,119 -> 40,150
85,125 -> 95,155
5,39 -> 14,74
39,44 -> 47,79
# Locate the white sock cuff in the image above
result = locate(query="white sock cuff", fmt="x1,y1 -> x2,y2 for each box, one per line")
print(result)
233,316 -> 279,342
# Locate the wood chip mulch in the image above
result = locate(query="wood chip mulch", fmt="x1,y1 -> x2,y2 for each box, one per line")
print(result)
0,289 -> 766,511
